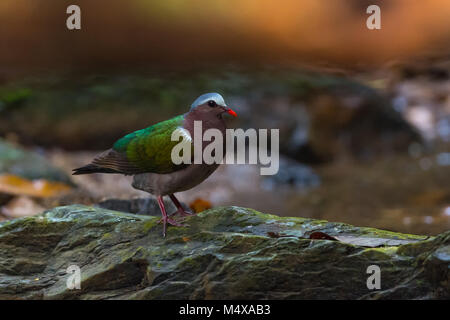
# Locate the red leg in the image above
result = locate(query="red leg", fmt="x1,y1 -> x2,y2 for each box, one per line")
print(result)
157,196 -> 186,237
169,194 -> 195,217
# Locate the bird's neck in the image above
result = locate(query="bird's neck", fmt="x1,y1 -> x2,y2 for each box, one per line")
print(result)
183,110 -> 227,137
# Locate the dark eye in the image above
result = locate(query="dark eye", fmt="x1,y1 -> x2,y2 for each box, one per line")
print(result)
208,100 -> 216,107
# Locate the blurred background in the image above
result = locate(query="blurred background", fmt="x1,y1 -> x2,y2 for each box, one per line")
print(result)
0,0 -> 449,235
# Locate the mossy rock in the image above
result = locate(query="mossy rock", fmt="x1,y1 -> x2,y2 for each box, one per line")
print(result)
0,139 -> 73,185
0,205 -> 447,299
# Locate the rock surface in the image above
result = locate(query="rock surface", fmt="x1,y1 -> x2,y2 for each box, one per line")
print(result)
0,204 -> 448,299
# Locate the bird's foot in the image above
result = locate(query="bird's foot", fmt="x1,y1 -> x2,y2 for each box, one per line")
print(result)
158,217 -> 187,227
169,208 -> 196,218
158,217 -> 189,237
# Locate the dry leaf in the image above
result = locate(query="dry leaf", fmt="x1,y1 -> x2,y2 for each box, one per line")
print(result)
189,198 -> 212,213
267,231 -> 281,238
267,231 -> 293,238
0,174 -> 72,198
309,232 -> 338,241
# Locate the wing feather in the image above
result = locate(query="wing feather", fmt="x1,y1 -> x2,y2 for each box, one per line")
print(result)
73,114 -> 191,175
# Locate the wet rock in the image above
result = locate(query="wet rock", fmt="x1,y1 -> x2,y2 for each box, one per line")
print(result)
301,89 -> 421,162
0,139 -> 73,185
0,205 -> 448,299
384,58 -> 450,144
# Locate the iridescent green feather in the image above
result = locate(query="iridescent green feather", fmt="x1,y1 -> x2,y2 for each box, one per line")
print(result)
112,114 -> 189,174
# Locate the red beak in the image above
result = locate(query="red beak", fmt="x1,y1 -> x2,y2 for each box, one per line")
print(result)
226,107 -> 237,117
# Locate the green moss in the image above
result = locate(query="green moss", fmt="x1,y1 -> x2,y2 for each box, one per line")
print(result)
2,204 -> 448,299
355,247 -> 398,260
142,219 -> 159,233
0,87 -> 32,105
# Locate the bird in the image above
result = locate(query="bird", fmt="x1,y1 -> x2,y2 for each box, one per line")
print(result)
73,93 -> 237,237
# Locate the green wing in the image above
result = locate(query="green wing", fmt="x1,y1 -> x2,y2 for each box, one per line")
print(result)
112,114 -> 190,174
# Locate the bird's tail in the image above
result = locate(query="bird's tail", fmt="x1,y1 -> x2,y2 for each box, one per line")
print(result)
72,164 -> 119,175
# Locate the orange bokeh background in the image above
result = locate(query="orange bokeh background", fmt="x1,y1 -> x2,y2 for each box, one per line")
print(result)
1,0 -> 450,74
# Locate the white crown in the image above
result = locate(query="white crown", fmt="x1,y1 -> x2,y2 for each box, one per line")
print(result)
191,93 -> 227,109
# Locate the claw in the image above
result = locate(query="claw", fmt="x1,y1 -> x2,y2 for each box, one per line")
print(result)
169,208 -> 196,218
158,217 -> 188,227
157,216 -> 189,237
156,195 -> 193,237
168,194 -> 197,218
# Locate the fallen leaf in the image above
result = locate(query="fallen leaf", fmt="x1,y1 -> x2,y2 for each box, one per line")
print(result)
267,231 -> 281,238
267,232 -> 293,238
189,198 -> 212,213
309,232 -> 338,241
0,174 -> 72,198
